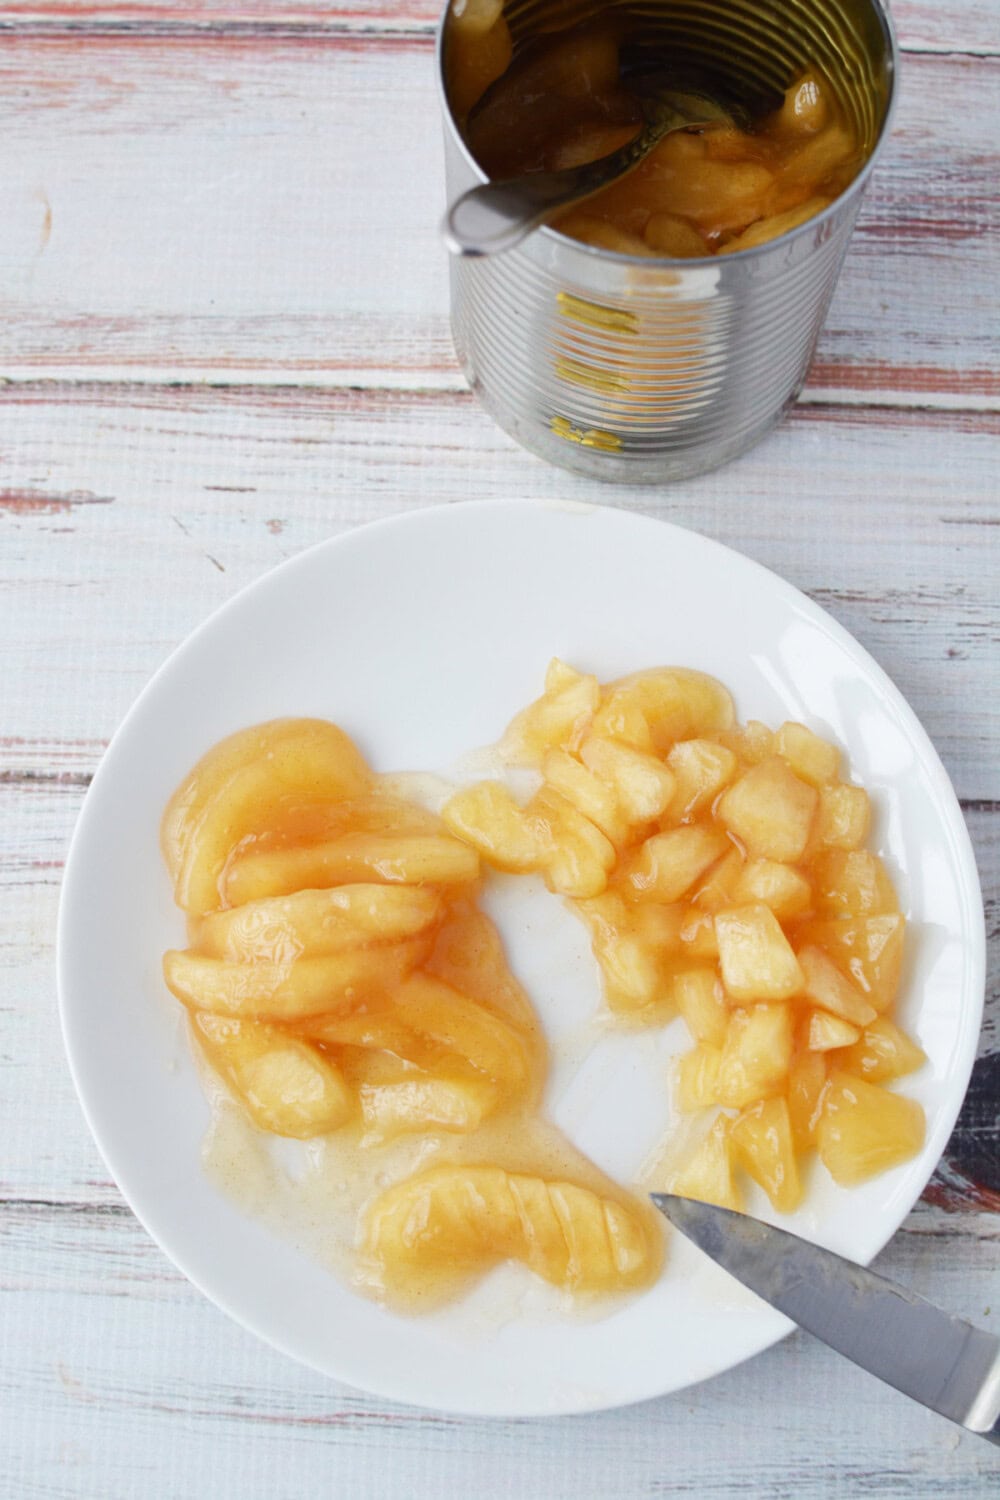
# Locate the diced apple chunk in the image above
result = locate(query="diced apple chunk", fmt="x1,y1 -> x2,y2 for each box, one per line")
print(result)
817,1072 -> 925,1185
531,787 -> 615,898
716,904 -> 804,1002
665,739 -> 738,821
442,781 -> 547,871
813,849 -> 898,917
675,1045 -> 722,1111
672,1115 -> 743,1212
795,914 -> 904,1012
812,783 -> 871,851
542,748 -> 627,843
716,1003 -> 794,1108
674,967 -> 729,1047
807,1009 -> 861,1051
732,858 -> 811,919
839,1017 -> 926,1083
730,1097 -> 803,1213
595,669 -> 734,755
798,944 -> 877,1027
502,666 -> 599,764
692,847 -> 745,912
623,826 -> 730,903
787,1049 -> 827,1148
713,720 -> 774,766
580,735 -> 676,824
775,721 -> 840,786
717,757 -> 818,862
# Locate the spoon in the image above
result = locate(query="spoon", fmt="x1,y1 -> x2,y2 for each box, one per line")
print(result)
443,82 -> 741,259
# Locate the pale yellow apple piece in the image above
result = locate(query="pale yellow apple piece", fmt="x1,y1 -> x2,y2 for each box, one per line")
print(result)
442,782 -> 550,871
838,1017 -> 927,1084
795,914 -> 905,1012
787,1049 -> 827,1149
812,849 -> 898,918
350,1051 -> 499,1138
623,826 -> 730,903
812,784 -> 871,852
163,936 -> 429,1021
542,748 -> 629,844
717,757 -> 818,862
729,1097 -> 802,1213
713,720 -> 774,766
392,973 -> 533,1090
166,720 -> 372,914
192,1012 -> 352,1137
715,1003 -> 794,1109
501,665 -> 600,765
806,1010 -> 861,1052
223,833 -> 481,906
367,1165 -> 656,1296
672,1115 -> 743,1212
817,1072 -> 925,1186
675,1045 -> 722,1111
531,787 -> 615,898
774,721 -> 841,786
594,669 -> 735,755
193,885 -> 443,962
715,904 -> 804,1002
691,847 -> 745,913
579,735 -> 676,824
665,739 -> 738,821
798,945 -> 877,1027
674,967 -> 729,1047
731,859 -> 811,920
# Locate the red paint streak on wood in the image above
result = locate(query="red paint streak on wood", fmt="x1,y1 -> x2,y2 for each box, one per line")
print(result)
808,360 -> 1000,400
0,488 -> 113,515
923,1164 -> 1000,1215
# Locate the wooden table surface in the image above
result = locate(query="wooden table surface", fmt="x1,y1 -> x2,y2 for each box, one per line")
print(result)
3,0 -> 998,1493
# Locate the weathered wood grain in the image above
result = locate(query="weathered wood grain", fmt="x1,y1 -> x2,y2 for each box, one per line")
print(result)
0,39 -> 993,403
1,384 -> 997,797
0,0 -> 993,57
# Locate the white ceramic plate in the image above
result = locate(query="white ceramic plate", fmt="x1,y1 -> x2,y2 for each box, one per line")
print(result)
59,500 -> 984,1417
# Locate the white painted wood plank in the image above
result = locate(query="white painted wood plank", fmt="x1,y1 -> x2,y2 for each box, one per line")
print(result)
1,387 -> 997,797
3,1192 -> 1000,1500
0,40 -> 993,403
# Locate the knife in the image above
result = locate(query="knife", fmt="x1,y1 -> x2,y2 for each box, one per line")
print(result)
652,1193 -> 1000,1445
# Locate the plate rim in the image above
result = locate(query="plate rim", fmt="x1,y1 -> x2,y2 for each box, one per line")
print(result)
57,497 -> 987,1417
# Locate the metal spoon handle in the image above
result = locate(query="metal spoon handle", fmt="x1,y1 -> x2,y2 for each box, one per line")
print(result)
443,115 -> 682,258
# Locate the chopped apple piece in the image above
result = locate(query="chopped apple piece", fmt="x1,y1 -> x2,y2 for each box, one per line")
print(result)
806,1009 -> 861,1051
594,668 -> 734,755
795,914 -> 904,1012
192,1012 -> 352,1137
839,1017 -> 926,1083
672,1115 -> 743,1212
580,735 -> 676,823
665,739 -> 738,821
623,826 -> 730,903
787,1049 -> 827,1148
357,1068 -> 498,1138
542,748 -> 628,843
502,665 -> 600,764
716,1003 -> 794,1108
732,858 -> 812,919
531,786 -> 615,898
675,1044 -> 722,1110
730,1097 -> 803,1213
713,720 -> 774,766
692,847 -> 745,912
798,944 -> 877,1027
717,757 -> 818,862
442,781 -> 548,871
674,967 -> 729,1047
817,1072 -> 925,1185
775,722 -> 840,786
716,904 -> 804,1002
812,849 -> 898,917
678,906 -> 719,959
812,783 -> 871,852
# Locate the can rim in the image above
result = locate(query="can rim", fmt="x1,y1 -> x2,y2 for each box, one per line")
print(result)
435,0 -> 900,268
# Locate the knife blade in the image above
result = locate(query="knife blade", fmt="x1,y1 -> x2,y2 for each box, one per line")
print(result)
652,1193 -> 1000,1445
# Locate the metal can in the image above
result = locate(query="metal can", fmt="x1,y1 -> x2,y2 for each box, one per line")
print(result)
437,0 -> 898,483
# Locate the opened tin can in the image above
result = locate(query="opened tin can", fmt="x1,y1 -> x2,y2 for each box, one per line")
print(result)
437,0 -> 898,483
